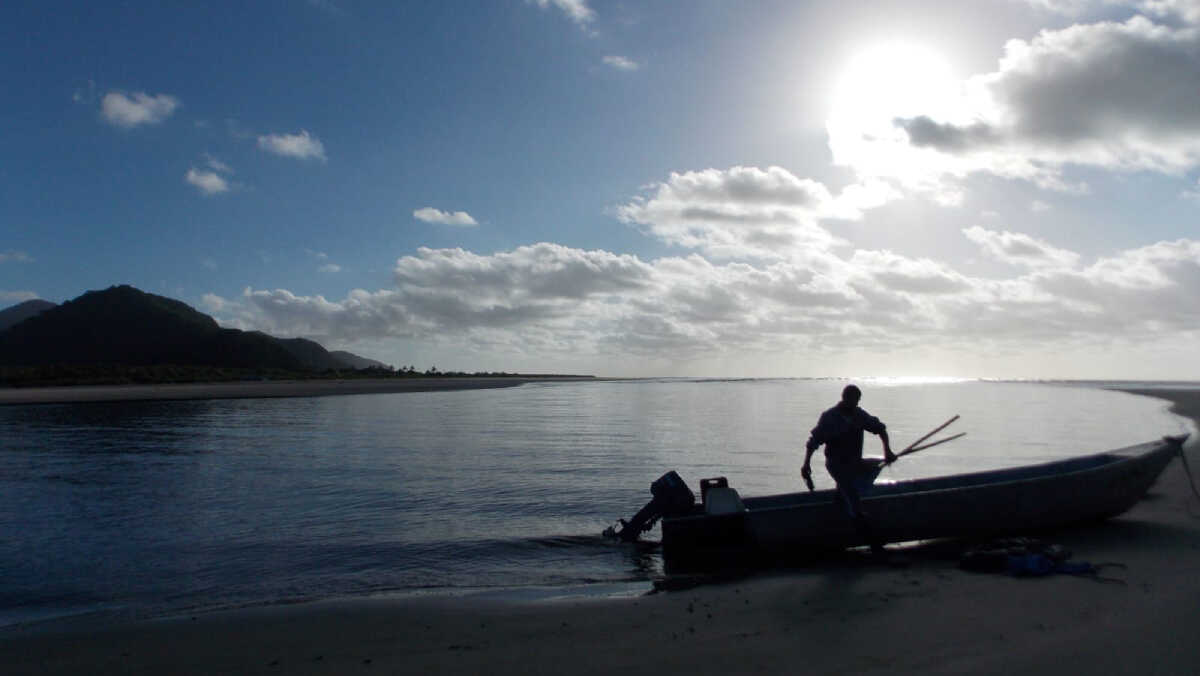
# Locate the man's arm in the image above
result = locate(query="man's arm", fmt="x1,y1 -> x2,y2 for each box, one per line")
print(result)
803,414 -> 827,467
880,429 -> 896,464
862,411 -> 896,463
801,445 -> 816,490
801,415 -> 825,489
802,442 -> 817,474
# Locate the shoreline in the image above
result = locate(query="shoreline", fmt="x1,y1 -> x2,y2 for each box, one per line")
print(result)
0,376 -> 601,406
2,387 -> 1198,674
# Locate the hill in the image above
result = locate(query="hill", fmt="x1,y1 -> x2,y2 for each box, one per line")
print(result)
329,350 -> 388,370
276,337 -> 361,371
0,285 -> 308,370
0,299 -> 56,332
0,286 -> 385,380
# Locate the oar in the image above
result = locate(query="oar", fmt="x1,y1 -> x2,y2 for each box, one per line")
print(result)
900,415 -> 959,455
892,432 -> 966,460
878,416 -> 962,467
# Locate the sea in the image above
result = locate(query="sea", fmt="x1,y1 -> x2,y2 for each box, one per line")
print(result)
0,378 -> 1195,627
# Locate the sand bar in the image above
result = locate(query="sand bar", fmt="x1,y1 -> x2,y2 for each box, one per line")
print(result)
2,388 -> 1198,674
0,376 -> 599,406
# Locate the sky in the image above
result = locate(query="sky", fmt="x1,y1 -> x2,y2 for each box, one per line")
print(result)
3,0 -> 1200,379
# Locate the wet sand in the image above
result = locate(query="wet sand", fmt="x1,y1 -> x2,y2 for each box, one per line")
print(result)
0,376 -> 597,406
2,388 -> 1198,675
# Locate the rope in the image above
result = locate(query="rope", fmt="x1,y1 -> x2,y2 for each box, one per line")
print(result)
1177,441 -> 1200,505
1174,441 -> 1200,519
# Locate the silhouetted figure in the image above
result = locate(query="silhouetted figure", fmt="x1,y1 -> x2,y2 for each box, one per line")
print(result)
802,384 -> 896,554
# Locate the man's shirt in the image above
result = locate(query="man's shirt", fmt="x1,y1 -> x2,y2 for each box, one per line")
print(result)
806,404 -> 886,468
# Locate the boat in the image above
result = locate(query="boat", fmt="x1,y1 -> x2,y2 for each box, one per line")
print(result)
651,435 -> 1189,559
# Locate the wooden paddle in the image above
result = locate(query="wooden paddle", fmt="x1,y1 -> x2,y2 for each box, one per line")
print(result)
900,415 -> 959,454
891,432 -> 966,460
879,415 -> 963,466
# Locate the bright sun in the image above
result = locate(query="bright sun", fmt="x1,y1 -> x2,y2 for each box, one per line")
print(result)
830,41 -> 960,128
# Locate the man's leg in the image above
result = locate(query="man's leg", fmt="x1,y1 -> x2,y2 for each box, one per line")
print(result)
830,463 -> 885,553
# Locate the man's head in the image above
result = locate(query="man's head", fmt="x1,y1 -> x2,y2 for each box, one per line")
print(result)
840,384 -> 862,407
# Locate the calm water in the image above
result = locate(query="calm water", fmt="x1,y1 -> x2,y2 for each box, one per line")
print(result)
0,379 -> 1192,626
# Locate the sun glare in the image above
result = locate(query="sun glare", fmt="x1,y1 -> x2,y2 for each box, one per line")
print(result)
830,41 -> 960,128
825,41 -> 971,185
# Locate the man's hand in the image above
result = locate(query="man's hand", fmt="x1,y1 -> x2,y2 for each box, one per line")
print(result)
801,463 -> 814,491
884,447 -> 898,464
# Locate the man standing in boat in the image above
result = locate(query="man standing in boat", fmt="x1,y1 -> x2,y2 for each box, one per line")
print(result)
802,384 -> 896,553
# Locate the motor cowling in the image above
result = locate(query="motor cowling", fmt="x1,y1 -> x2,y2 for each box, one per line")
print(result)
605,471 -> 696,542
651,471 -> 696,516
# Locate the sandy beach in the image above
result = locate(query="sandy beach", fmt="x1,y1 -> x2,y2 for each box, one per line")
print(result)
2,388 -> 1198,675
0,376 -> 598,406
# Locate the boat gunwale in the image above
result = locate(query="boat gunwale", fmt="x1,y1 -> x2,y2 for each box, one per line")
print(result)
666,436 -> 1185,525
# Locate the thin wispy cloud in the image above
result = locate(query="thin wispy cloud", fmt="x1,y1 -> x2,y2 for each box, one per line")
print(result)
0,291 -> 39,303
72,80 -> 97,105
413,207 -> 479,226
257,130 -> 327,161
529,0 -> 595,26
0,250 -> 33,263
100,91 -> 180,128
603,55 -> 639,71
203,154 -> 233,174
1182,178 -> 1200,201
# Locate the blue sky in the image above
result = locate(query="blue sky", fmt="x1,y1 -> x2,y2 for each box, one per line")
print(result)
4,0 -> 1200,378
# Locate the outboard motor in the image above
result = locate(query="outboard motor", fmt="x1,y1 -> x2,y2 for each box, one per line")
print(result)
605,471 -> 696,542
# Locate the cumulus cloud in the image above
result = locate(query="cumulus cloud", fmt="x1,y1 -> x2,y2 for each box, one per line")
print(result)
603,55 -> 639,71
1022,239 -> 1200,335
1020,1 -> 1200,22
963,226 -> 1081,269
202,156 -> 1200,371
100,91 -> 180,128
200,293 -> 226,313
873,15 -> 1200,194
257,130 -> 327,161
413,207 -> 478,226
529,0 -> 595,26
184,154 -> 235,195
203,230 -> 1200,365
185,168 -> 230,195
1134,0 -> 1200,23
616,166 -> 896,260
206,244 -> 654,345
849,250 -> 972,295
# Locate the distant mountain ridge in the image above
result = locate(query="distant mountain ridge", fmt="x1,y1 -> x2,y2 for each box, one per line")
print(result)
0,299 -> 56,332
329,350 -> 387,370
0,285 -> 383,372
